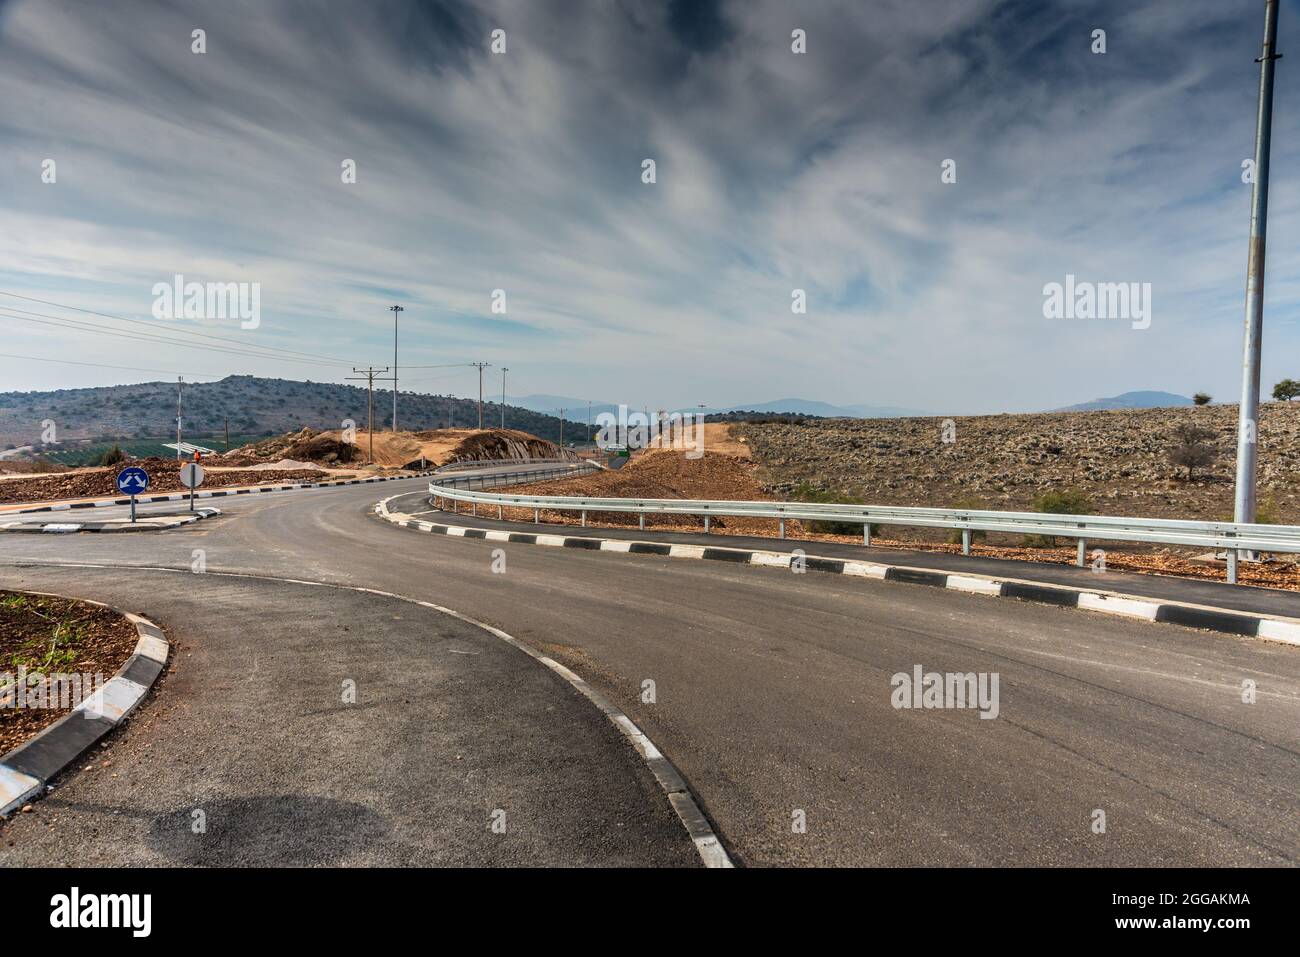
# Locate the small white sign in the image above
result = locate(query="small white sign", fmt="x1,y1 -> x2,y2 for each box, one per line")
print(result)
180,463 -> 205,489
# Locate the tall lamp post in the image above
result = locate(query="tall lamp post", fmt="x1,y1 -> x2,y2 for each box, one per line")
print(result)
389,304 -> 403,432
501,367 -> 509,429
1231,0 -> 1282,581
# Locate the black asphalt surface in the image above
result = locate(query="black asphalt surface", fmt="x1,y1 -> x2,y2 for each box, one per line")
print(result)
427,499 -> 1300,619
2,475 -> 1298,866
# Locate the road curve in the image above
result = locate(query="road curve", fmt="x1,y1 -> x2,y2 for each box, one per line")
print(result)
2,476 -> 1297,866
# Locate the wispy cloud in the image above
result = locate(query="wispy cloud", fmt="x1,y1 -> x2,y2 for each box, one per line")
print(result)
1,0 -> 1296,412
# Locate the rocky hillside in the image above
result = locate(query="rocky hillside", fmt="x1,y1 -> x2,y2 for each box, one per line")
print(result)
733,403 -> 1300,524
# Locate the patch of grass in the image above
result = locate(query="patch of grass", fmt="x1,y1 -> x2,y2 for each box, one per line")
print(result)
1024,487 -> 1093,548
790,481 -> 879,535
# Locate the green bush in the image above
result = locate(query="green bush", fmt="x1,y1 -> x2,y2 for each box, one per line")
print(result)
99,443 -> 126,467
1023,488 -> 1093,547
790,481 -> 879,536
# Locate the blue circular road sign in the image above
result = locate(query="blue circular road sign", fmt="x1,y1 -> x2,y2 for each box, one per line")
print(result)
116,466 -> 150,495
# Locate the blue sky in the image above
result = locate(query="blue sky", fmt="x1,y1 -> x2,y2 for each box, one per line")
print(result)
0,0 -> 1297,414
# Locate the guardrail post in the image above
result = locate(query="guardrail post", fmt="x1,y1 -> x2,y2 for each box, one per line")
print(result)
534,508 -> 540,524
497,504 -> 503,520
704,515 -> 711,533
961,529 -> 971,556
1076,539 -> 1086,567
639,513 -> 645,530
779,518 -> 785,539
581,509 -> 587,527
1227,548 -> 1238,585
863,523 -> 871,547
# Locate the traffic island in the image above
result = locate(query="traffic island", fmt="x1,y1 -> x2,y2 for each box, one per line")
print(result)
0,591 -> 169,815
0,507 -> 221,534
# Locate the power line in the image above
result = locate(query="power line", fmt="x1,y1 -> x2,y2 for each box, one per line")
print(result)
346,367 -> 389,464
0,308 -> 356,368
469,362 -> 491,429
0,291 -> 355,365
0,351 -> 221,378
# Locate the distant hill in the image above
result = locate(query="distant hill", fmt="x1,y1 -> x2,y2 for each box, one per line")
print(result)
511,394 -> 929,420
1053,391 -> 1194,412
0,375 -> 587,450
507,395 -> 620,421
701,399 -> 926,418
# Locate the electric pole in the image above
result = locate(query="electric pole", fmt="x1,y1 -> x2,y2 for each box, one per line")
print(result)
587,400 -> 592,443
389,305 -> 403,432
500,368 -> 509,430
224,416 -> 229,452
468,362 -> 491,429
347,367 -> 389,465
1234,0 -> 1281,534
558,408 -> 565,447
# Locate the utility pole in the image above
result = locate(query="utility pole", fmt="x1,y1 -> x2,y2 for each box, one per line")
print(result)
558,408 -> 565,447
501,367 -> 509,429
468,362 -> 491,429
224,416 -> 229,452
389,305 -> 403,432
1234,0 -> 1282,537
175,376 -> 183,460
587,400 -> 592,443
347,367 -> 389,465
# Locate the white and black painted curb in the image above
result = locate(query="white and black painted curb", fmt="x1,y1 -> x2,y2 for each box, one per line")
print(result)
3,470 -> 435,516
0,600 -> 169,816
374,497 -> 1300,648
0,507 -> 222,534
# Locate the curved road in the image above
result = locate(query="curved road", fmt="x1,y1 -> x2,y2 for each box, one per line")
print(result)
2,475 -> 1298,866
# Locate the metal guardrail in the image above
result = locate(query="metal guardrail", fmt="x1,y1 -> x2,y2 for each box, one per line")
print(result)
432,462 -> 600,488
434,457 -> 582,474
427,477 -> 1300,584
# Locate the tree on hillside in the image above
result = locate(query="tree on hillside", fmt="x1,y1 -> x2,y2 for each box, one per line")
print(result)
1192,392 -> 1211,406
1167,424 -> 1217,481
1273,378 -> 1300,402
100,443 -> 126,467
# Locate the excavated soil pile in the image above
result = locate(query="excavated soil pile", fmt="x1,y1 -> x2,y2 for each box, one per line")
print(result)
224,427 -> 568,470
0,458 -> 329,504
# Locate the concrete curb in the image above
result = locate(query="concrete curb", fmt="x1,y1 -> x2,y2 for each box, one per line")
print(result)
0,598 -> 168,816
2,470 -> 435,516
0,507 -> 221,534
374,497 -> 1300,649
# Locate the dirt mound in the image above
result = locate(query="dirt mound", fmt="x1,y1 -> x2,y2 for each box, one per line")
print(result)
224,426 -> 569,470
0,457 -> 332,505
446,429 -> 573,466
498,450 -> 791,534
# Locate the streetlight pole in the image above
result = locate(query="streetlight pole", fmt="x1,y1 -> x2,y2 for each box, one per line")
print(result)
501,368 -> 508,430
1234,0 -> 1281,533
389,305 -> 403,432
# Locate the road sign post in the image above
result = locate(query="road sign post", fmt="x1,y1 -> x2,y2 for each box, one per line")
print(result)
180,461 -> 205,511
116,467 -> 150,524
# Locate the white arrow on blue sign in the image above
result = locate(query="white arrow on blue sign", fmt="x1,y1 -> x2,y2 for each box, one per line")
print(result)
116,466 -> 150,494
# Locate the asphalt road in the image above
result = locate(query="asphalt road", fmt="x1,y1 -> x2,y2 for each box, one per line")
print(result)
2,475 -> 1298,866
